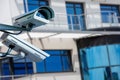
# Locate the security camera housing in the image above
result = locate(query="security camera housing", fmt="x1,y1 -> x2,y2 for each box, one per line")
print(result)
13,6 -> 54,30
1,33 -> 50,62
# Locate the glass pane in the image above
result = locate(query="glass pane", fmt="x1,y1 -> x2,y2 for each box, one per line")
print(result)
61,50 -> 68,55
66,7 -> 74,14
44,50 -> 61,55
14,63 -> 25,67
27,63 -> 33,74
62,56 -> 72,71
101,5 -> 112,10
39,1 -> 48,6
2,63 -> 10,75
80,45 -> 109,68
28,5 -> 39,11
72,16 -> 80,30
27,0 -> 39,4
80,16 -> 85,30
75,4 -> 81,8
76,8 -> 83,15
108,44 -> 120,65
14,70 -> 26,75
36,61 -> 45,72
80,49 -> 89,73
89,68 -> 111,80
27,0 -> 48,11
46,56 -> 62,72
67,16 -> 71,24
14,63 -> 26,75
66,3 -> 74,7
111,67 -> 120,80
101,12 -> 109,23
111,6 -> 119,11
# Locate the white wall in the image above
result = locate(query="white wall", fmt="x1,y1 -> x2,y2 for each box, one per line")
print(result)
0,0 -> 12,25
1,0 -> 120,29
85,2 -> 102,29
0,0 -> 120,80
0,0 -> 24,25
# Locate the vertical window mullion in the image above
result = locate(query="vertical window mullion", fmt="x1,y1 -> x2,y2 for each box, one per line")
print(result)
106,42 -> 113,80
25,58 -> 28,74
68,52 -> 73,71
60,51 -> 64,71
44,59 -> 47,72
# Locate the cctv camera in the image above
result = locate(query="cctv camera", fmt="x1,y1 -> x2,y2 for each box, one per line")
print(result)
1,33 -> 50,62
13,6 -> 55,31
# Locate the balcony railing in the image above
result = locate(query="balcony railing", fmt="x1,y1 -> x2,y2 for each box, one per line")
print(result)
0,74 -> 79,80
36,11 -> 120,32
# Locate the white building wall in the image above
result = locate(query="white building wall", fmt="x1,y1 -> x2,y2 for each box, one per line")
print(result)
1,0 -> 120,30
0,0 -> 12,25
0,0 -> 24,25
85,2 -> 102,29
0,0 -> 120,80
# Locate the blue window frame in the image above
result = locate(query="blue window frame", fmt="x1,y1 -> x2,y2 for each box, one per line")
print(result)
13,58 -> 33,75
2,63 -> 10,75
79,44 -> 120,80
36,50 -> 73,73
2,62 -> 11,80
24,0 -> 48,12
66,2 -> 85,30
100,5 -> 120,23
2,58 -> 33,76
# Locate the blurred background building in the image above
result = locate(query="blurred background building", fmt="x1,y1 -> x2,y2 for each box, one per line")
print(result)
0,0 -> 120,80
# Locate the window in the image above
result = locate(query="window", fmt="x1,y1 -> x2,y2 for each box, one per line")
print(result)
13,58 -> 33,75
79,44 -> 120,80
2,62 -> 10,75
100,5 -> 120,23
66,2 -> 85,30
2,58 -> 33,76
24,0 -> 48,12
36,50 -> 73,73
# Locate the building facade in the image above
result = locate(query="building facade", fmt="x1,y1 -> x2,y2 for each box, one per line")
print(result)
0,0 -> 120,80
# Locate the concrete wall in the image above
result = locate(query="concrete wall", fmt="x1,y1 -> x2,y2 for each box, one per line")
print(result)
0,0 -> 120,80
0,0 -> 24,25
0,0 -> 120,30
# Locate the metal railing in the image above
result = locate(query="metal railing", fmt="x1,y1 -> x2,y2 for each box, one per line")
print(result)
0,74 -> 79,80
39,11 -> 120,32
0,75 -> 37,80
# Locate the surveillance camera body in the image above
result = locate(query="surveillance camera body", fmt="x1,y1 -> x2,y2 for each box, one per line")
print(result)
1,33 -> 50,62
13,6 -> 54,30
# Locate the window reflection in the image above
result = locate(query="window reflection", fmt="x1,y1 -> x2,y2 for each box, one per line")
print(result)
108,44 -> 120,65
80,44 -> 120,80
89,68 -> 105,80
81,46 -> 109,68
111,67 -> 120,80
